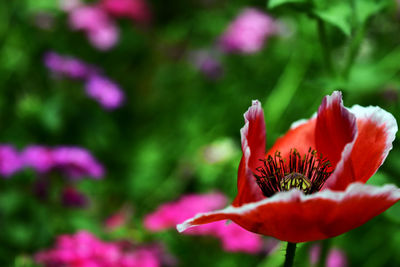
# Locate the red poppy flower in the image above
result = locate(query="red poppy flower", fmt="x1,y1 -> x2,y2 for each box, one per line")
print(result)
177,91 -> 400,243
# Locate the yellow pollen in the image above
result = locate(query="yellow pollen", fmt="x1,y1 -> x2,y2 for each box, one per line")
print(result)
280,172 -> 312,193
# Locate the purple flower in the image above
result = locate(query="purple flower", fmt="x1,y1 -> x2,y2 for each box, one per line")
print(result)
22,145 -> 54,173
35,231 -> 162,267
52,146 -> 104,179
69,5 -> 119,50
43,52 -> 93,80
44,51 -> 124,109
0,145 -> 22,177
219,8 -> 277,54
189,50 -> 223,80
85,75 -> 125,109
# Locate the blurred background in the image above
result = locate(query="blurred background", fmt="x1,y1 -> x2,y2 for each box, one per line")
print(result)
0,0 -> 400,266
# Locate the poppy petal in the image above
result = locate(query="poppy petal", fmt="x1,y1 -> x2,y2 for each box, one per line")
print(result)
233,100 -> 266,206
325,105 -> 398,190
177,183 -> 400,243
267,117 -> 316,159
315,91 -> 357,171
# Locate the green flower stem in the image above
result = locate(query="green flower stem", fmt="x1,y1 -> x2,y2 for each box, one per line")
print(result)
263,48 -> 310,136
343,24 -> 365,79
316,18 -> 335,76
317,239 -> 332,267
284,242 -> 297,267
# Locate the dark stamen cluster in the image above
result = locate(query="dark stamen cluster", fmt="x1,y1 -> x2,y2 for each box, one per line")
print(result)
254,148 -> 332,197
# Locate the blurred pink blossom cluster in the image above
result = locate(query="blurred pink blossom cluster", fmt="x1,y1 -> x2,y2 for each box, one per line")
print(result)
219,8 -> 277,54
0,144 -> 104,179
310,245 -> 348,267
189,8 -> 277,79
44,51 -> 124,109
23,145 -> 104,179
61,0 -> 151,50
144,192 -> 266,253
35,231 -> 161,267
0,145 -> 22,177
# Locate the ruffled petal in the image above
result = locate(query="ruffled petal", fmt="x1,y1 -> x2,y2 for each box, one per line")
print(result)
315,91 -> 357,170
325,105 -> 398,190
233,100 -> 266,206
177,183 -> 400,243
266,117 -> 316,158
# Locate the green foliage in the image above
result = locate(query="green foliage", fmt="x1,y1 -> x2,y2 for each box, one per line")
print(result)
268,0 -> 391,36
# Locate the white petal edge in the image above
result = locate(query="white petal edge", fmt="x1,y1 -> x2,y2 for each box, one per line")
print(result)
325,104 -> 398,188
237,100 -> 265,200
177,182 -> 400,233
348,104 -> 398,167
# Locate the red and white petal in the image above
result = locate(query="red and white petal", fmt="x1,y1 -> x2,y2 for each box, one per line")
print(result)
267,117 -> 316,159
316,91 -> 357,170
233,100 -> 266,206
177,183 -> 400,243
325,105 -> 398,190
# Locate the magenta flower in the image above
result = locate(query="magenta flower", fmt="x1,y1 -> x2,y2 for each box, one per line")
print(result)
52,146 -> 104,179
43,52 -> 94,80
69,5 -> 119,50
310,245 -> 348,267
35,231 -> 161,267
219,8 -> 277,54
0,145 -> 22,177
85,75 -> 125,110
101,0 -> 152,24
144,193 -> 227,231
144,193 -> 264,253
22,145 -> 54,173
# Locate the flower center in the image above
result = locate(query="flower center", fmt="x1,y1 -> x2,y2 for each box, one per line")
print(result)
254,148 -> 333,197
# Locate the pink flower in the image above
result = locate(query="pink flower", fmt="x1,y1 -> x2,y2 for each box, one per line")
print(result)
0,145 -> 22,177
35,231 -> 161,267
22,145 -> 54,173
219,8 -> 277,54
85,75 -> 125,110
69,5 -> 119,50
104,205 -> 132,231
52,146 -> 105,179
101,0 -> 152,24
310,245 -> 348,267
144,193 -> 227,231
144,193 -> 264,253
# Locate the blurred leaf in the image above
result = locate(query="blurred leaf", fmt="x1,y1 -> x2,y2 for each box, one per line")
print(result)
257,242 -> 285,267
268,0 -> 308,9
313,2 -> 352,36
14,255 -> 37,267
357,0 -> 389,25
366,171 -> 391,186
384,202 -> 400,224
24,0 -> 58,13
